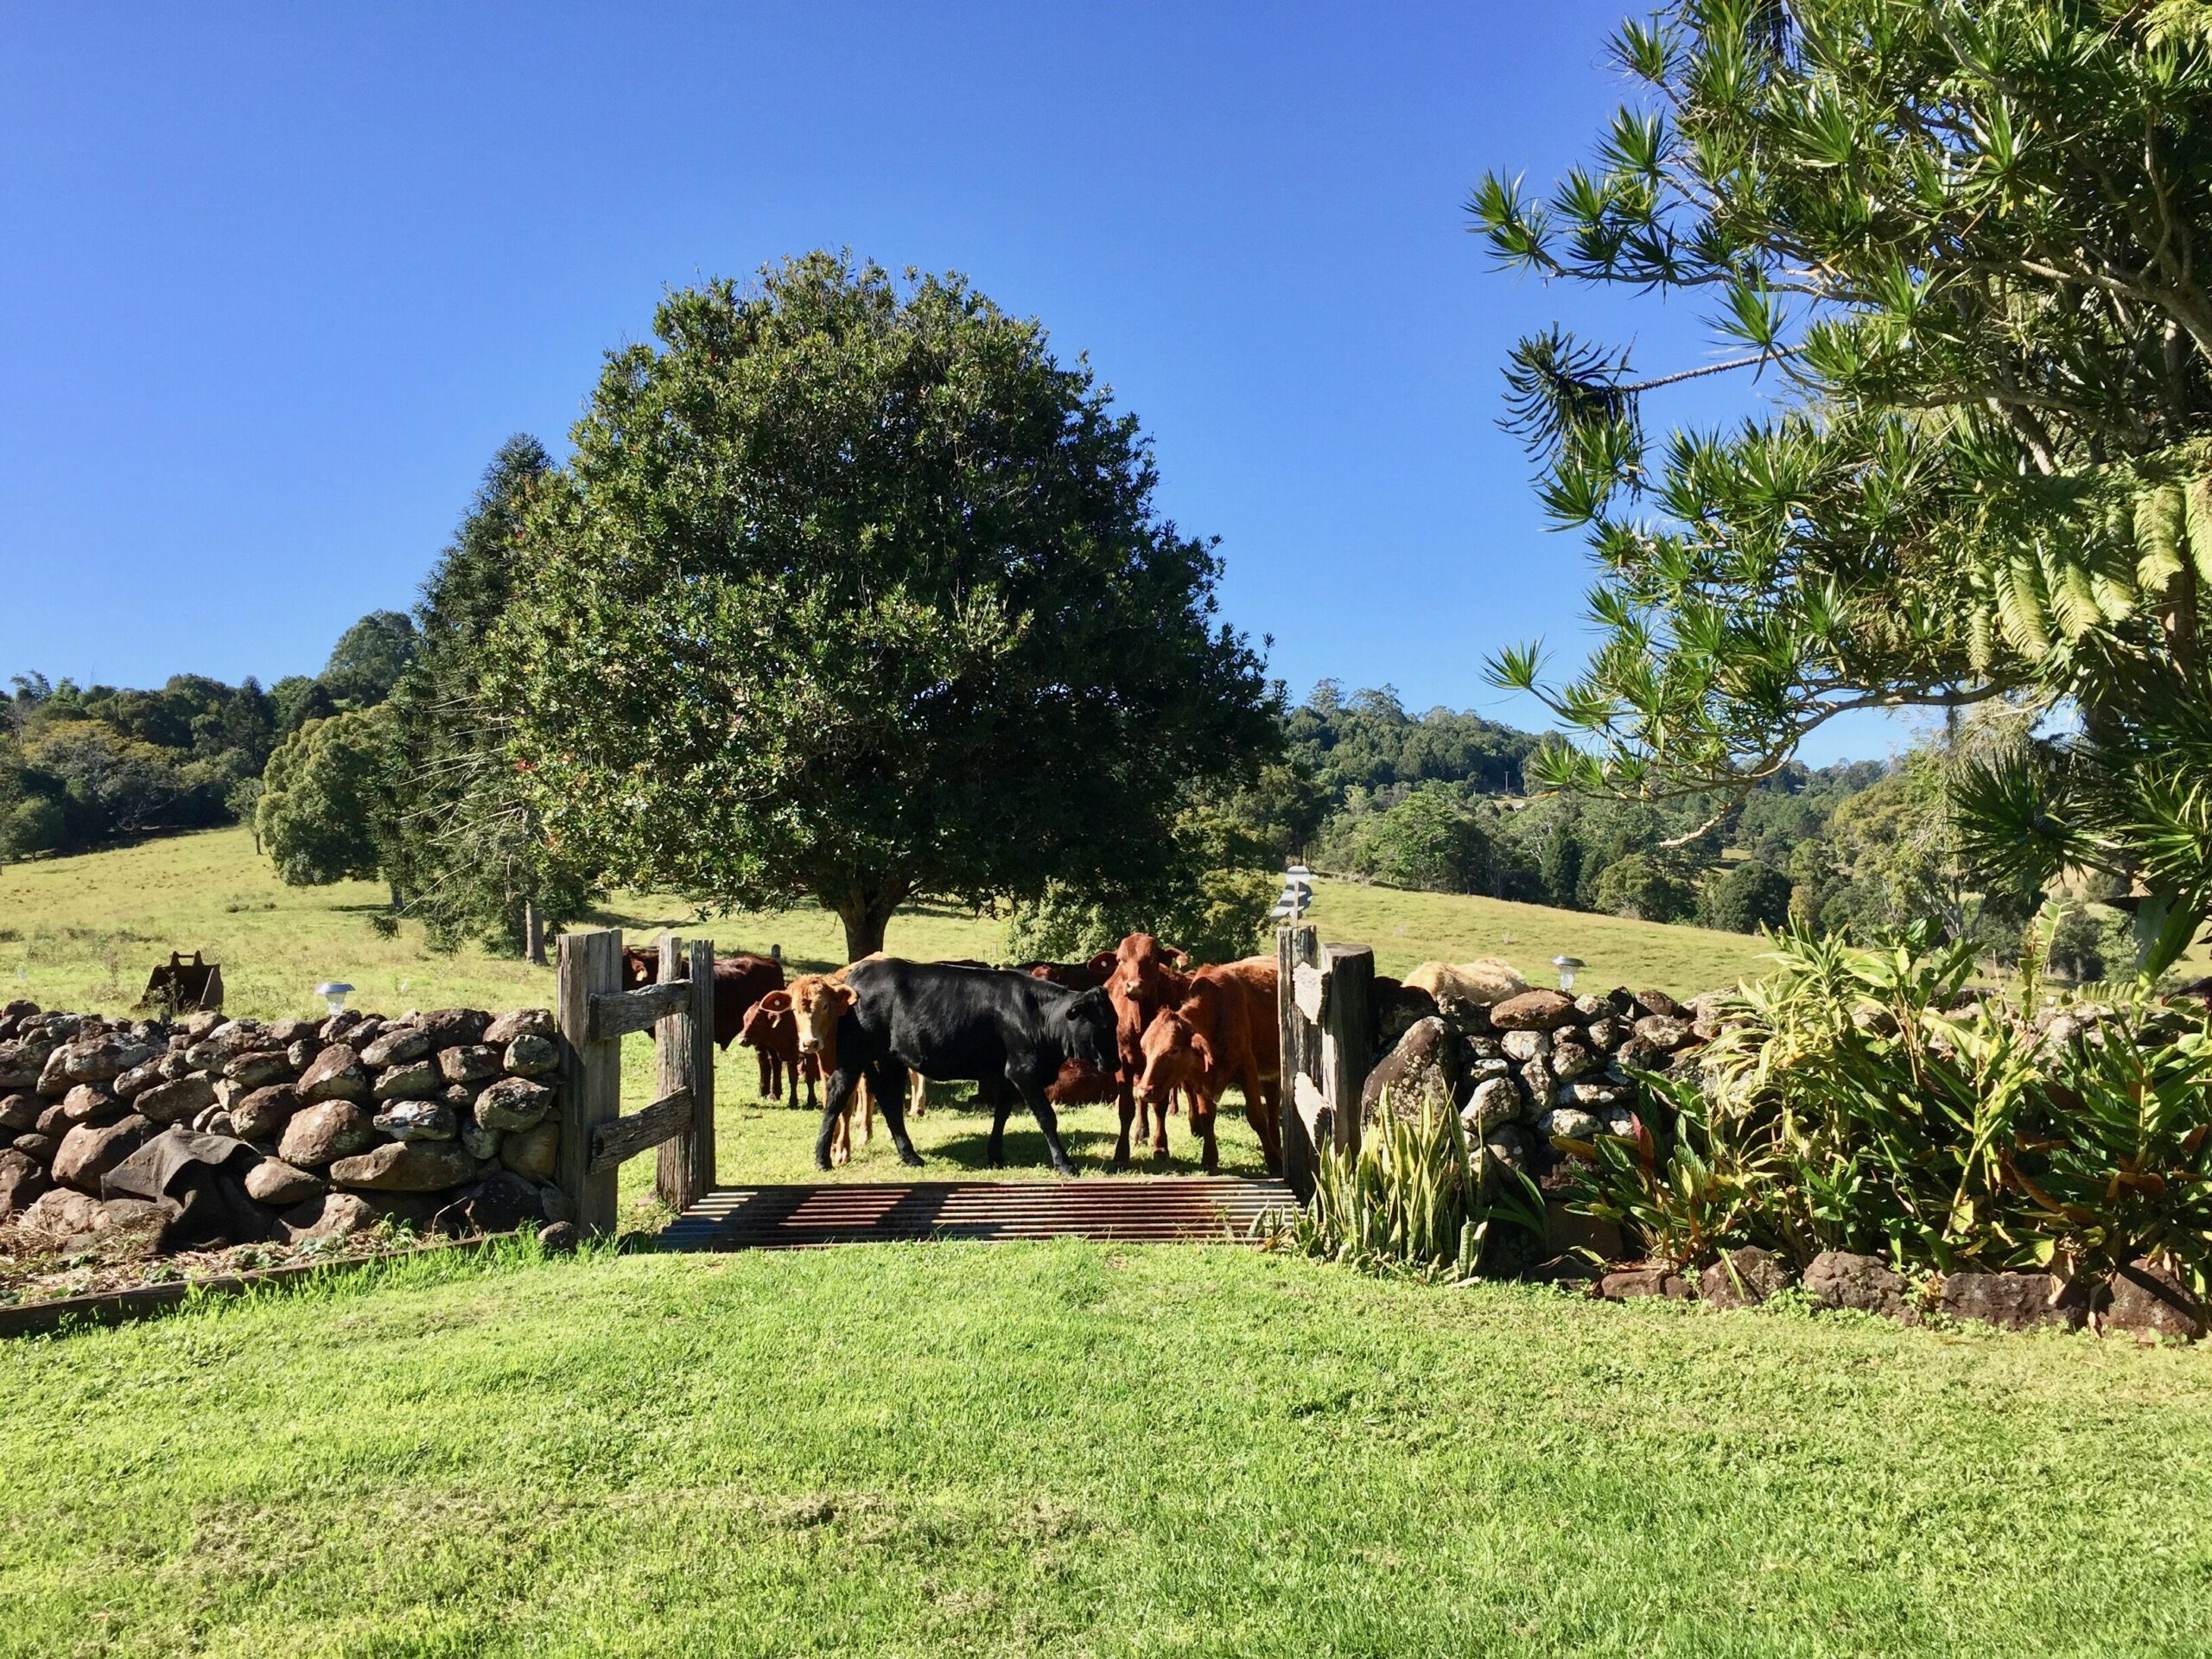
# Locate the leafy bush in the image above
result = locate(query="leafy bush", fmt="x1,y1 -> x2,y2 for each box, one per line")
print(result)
1564,925 -> 2212,1289
1278,1092 -> 1544,1281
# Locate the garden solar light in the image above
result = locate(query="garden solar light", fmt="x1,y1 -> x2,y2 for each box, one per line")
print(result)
1551,956 -> 1584,993
315,981 -> 354,1016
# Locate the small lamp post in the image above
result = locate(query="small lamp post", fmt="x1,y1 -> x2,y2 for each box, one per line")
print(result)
1551,956 -> 1585,994
315,981 -> 354,1017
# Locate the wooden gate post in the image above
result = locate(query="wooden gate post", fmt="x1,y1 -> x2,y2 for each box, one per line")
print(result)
654,935 -> 715,1211
556,927 -> 623,1237
1319,944 -> 1374,1159
1278,925 -> 1324,1200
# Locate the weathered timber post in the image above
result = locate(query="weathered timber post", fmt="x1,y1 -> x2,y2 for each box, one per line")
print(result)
1278,924 -> 1325,1201
654,935 -> 715,1211
1277,928 -> 1376,1202
556,927 -> 623,1237
1319,944 -> 1373,1160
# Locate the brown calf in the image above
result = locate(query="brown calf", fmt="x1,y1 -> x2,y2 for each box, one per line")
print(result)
736,996 -> 817,1109
1103,934 -> 1192,1164
1135,957 -> 1283,1173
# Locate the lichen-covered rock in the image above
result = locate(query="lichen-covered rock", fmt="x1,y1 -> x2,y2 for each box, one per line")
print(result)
1700,1245 -> 1789,1309
244,1158 -> 324,1206
474,1076 -> 553,1132
1537,1106 -> 1603,1142
1582,1015 -> 1621,1052
52,1115 -> 150,1191
285,1039 -> 319,1072
1459,1076 -> 1522,1135
268,1016 -> 324,1046
437,1045 -> 503,1086
1481,1122 -> 1534,1170
1375,985 -> 1439,1052
329,1139 -> 476,1192
1804,1250 -> 1911,1319
1500,1028 -> 1551,1064
1939,1270 -> 2088,1332
278,1100 -> 375,1168
0,1147 -> 48,1220
230,1084 -> 299,1143
281,1191 -> 381,1242
422,1009 -> 493,1050
457,1110 -> 502,1160
360,1025 -> 431,1069
112,1059 -> 167,1101
0,1043 -> 41,1091
296,1045 -> 370,1104
0,1093 -> 36,1135
225,1050 -> 294,1090
2101,1258 -> 2203,1341
47,1034 -> 152,1090
1549,1039 -> 1599,1081
1359,1017 -> 1459,1122
1490,990 -> 1579,1032
372,1060 -> 441,1102
59,1084 -> 120,1126
499,1119 -> 560,1181
374,1100 -> 456,1142
1633,1014 -> 1692,1050
134,1072 -> 219,1127
503,1034 -> 559,1077
485,1007 -> 556,1046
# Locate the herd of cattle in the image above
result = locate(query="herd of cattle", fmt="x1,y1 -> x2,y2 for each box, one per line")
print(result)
622,936 -> 1289,1174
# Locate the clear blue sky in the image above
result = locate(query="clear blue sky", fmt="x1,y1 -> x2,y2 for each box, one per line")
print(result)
1,1 -> 1900,764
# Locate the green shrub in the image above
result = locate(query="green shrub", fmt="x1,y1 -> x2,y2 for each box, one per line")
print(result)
1564,924 -> 2212,1289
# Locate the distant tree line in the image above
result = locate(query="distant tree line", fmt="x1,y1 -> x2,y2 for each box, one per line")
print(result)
0,611 -> 417,861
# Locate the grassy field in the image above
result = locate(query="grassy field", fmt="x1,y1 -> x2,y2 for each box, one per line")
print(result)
4,1240 -> 2210,1657
0,830 -> 1770,1217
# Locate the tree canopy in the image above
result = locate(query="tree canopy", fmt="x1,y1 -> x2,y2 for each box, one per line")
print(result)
320,611 -> 420,709
1473,0 -> 2212,970
490,254 -> 1280,958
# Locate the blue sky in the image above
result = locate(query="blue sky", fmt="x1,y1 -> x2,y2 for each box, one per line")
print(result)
1,1 -> 1904,764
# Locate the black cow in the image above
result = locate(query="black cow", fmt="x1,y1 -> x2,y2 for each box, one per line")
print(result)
818,958 -> 1118,1175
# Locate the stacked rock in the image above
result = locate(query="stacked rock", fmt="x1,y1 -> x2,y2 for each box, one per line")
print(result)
0,998 -> 565,1257
1361,976 -> 1725,1172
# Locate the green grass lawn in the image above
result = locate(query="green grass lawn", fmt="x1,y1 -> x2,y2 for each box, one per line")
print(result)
0,829 -> 1762,1217
5,1242 -> 2209,1657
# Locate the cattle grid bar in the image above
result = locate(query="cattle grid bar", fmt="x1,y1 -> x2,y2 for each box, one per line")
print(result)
555,926 -> 715,1236
1275,923 -> 1374,1204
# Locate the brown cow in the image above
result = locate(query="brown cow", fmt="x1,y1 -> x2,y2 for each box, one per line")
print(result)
1019,955 -> 1115,993
736,996 -> 817,1108
1103,934 -> 1193,1164
1135,957 -> 1283,1173
621,944 -> 784,1050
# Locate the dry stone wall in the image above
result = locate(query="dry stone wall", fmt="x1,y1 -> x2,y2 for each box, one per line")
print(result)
0,1000 -> 568,1257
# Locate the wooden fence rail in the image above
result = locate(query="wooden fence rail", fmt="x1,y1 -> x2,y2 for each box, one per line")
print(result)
555,927 -> 715,1236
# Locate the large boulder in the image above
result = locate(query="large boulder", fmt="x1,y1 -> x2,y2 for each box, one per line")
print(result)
1536,1106 -> 1603,1143
328,1140 -> 476,1192
1358,1016 -> 1459,1123
58,1084 -> 122,1126
1595,1267 -> 1694,1301
2101,1258 -> 2203,1342
13,1132 -> 59,1166
134,1072 -> 219,1127
1375,984 -> 1440,1053
485,1007 -> 556,1046
1548,1037 -> 1599,1081
1804,1251 -> 1912,1320
1500,1028 -> 1551,1064
112,1059 -> 167,1101
267,1016 -> 325,1046
0,1093 -> 37,1134
1459,1076 -> 1522,1136
296,1045 -> 370,1104
1939,1271 -> 2089,1332
0,1043 -> 43,1091
51,1116 -> 150,1191
374,1100 -> 456,1142
499,1120 -> 560,1181
474,1077 -> 553,1133
1490,990 -> 1580,1033
1700,1246 -> 1789,1309
421,1009 -> 493,1049
1633,1014 -> 1693,1051
225,1050 -> 294,1090
229,1084 -> 299,1143
278,1101 -> 376,1168
45,1034 -> 151,1090
0,1147 -> 49,1220
245,1158 -> 325,1207
17,1185 -> 107,1238
434,1170 -> 547,1236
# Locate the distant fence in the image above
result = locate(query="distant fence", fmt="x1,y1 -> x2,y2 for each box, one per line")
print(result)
554,928 -> 715,1236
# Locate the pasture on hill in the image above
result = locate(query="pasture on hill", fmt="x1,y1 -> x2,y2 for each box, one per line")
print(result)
0,828 -> 1772,1218
6,1241 -> 2211,1657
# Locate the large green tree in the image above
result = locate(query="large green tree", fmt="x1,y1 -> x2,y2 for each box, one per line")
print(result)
1473,0 -> 2212,971
386,436 -> 599,961
257,709 -> 401,900
491,255 -> 1280,959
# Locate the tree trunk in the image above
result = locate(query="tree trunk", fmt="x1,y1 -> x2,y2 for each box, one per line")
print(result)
387,880 -> 403,912
524,899 -> 547,967
834,885 -> 905,964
